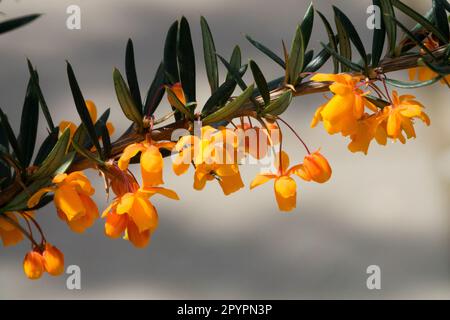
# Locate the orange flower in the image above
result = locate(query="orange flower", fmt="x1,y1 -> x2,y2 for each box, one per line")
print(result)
234,122 -> 279,160
102,187 -> 178,248
347,112 -> 387,154
384,91 -> 430,143
118,140 -> 174,188
43,243 -> 65,276
250,152 -> 300,211
310,73 -> 377,135
173,126 -> 244,195
60,100 -> 115,138
294,150 -> 332,183
28,171 -> 99,233
23,250 -> 45,280
0,212 -> 24,246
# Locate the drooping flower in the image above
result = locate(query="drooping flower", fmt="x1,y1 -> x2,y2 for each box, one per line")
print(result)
60,100 -> 115,138
347,112 -> 388,154
23,250 -> 45,280
173,126 -> 244,195
28,171 -> 99,233
294,150 -> 332,183
383,91 -> 430,143
234,121 -> 280,160
310,73 -> 377,135
0,212 -> 24,246
102,187 -> 178,248
118,139 -> 174,188
42,243 -> 65,276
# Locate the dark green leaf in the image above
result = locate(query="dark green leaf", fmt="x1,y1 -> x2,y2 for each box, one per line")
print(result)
67,62 -> 102,155
303,50 -> 314,68
17,78 -> 39,166
201,65 -> 247,115
218,54 -> 247,91
380,0 -> 397,56
33,128 -> 59,166
371,0 -> 386,67
27,59 -> 55,131
392,0 -> 448,44
262,91 -> 293,116
144,62 -> 166,116
433,0 -> 450,41
334,6 -> 367,68
72,140 -> 104,167
244,34 -> 286,69
1,178 -> 51,212
300,3 -> 315,49
393,18 -> 437,59
164,21 -> 180,83
320,42 -> 364,72
99,121 -> 112,159
304,47 -> 331,72
202,85 -> 254,124
200,16 -> 219,94
177,17 -> 196,103
317,11 -> 339,73
333,7 -> 352,71
0,108 -> 22,166
0,14 -> 41,35
249,60 -> 270,106
288,24 -> 305,84
113,68 -> 144,129
31,128 -> 70,179
0,126 -> 10,188
125,39 -> 143,112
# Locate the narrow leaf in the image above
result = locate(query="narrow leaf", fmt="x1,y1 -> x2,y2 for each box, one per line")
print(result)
244,34 -> 286,69
433,0 -> 450,41
200,16 -> 219,93
371,0 -> 386,67
288,24 -> 305,84
380,0 -> 397,56
262,91 -> 293,116
164,21 -> 180,83
165,86 -> 192,119
0,108 -> 22,165
0,14 -> 41,35
178,17 -> 196,103
67,62 -> 102,155
144,62 -> 166,116
300,3 -> 315,49
317,11 -> 339,73
249,60 -> 270,106
33,128 -> 59,166
202,85 -> 254,124
320,43 -> 364,72
125,39 -> 143,112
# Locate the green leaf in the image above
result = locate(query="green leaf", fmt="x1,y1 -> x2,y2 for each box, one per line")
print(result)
27,59 -> 55,131
200,16 -> 219,94
201,65 -> 247,115
164,21 -> 180,83
165,86 -> 192,119
1,178 -> 51,212
33,128 -> 59,166
202,85 -> 254,124
419,58 -> 450,75
244,34 -> 286,69
385,76 -> 442,88
113,68 -> 144,130
144,62 -> 166,116
125,39 -> 143,112
262,91 -> 293,116
303,50 -> 314,68
249,60 -> 270,106
300,3 -> 315,50
218,53 -> 248,91
380,0 -> 397,56
371,0 -> 386,67
72,140 -> 105,167
0,127 -> 11,188
99,121 -> 112,160
333,7 -> 352,72
17,78 -> 39,166
178,17 -> 196,103
288,24 -> 305,85
392,0 -> 448,44
54,151 -> 76,175
304,47 -> 331,73
433,0 -> 450,41
219,47 -> 244,108
67,62 -> 102,155
317,11 -> 339,73
0,108 -> 22,166
333,6 -> 367,68
320,43 -> 364,72
0,14 -> 41,35
31,128 -> 70,180
366,96 -> 390,109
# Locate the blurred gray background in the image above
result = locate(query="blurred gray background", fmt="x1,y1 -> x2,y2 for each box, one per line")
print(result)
0,0 -> 449,299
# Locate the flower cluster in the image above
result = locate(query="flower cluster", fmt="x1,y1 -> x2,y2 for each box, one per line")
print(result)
311,73 -> 430,154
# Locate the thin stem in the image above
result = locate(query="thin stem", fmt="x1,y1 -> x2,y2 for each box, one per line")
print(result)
277,116 -> 311,154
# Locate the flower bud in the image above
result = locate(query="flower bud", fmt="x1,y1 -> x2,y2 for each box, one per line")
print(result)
43,243 -> 65,276
23,251 -> 45,280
